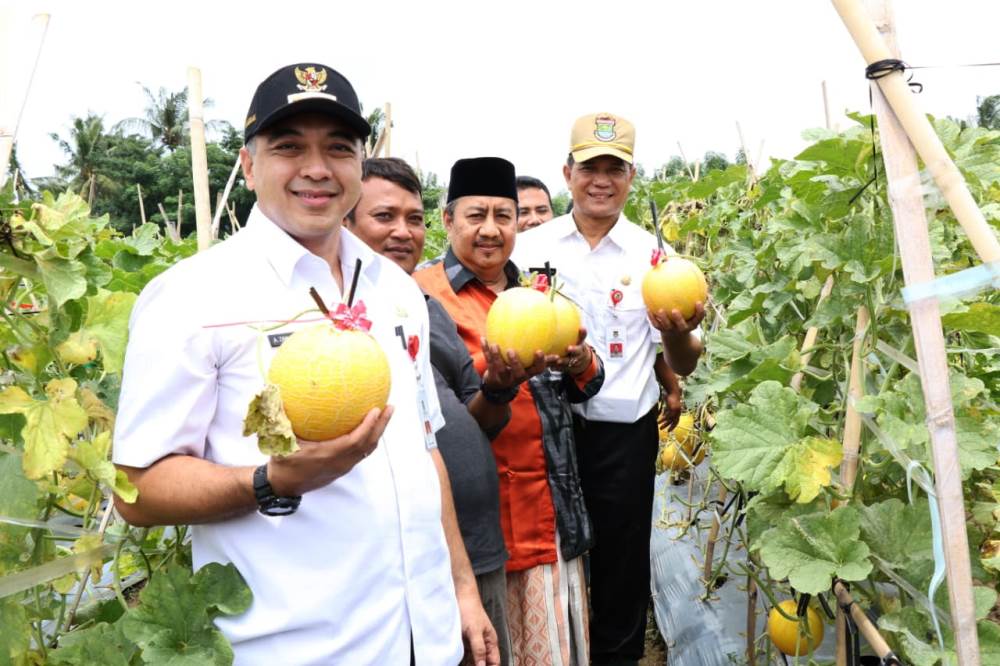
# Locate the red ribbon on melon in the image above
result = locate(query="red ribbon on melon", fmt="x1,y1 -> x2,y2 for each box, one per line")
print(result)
330,301 -> 373,332
650,248 -> 666,266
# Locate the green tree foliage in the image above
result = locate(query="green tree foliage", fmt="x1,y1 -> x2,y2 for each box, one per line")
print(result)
48,113 -> 114,204
976,94 -> 1000,130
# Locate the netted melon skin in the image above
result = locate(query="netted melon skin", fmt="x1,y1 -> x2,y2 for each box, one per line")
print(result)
268,324 -> 391,441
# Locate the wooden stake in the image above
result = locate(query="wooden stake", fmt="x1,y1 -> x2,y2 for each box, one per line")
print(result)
790,275 -> 835,391
187,67 -> 212,252
137,183 -> 147,225
158,203 -> 180,242
746,576 -> 757,664
857,1 -> 980,661
177,189 -> 183,232
702,483 -> 728,588
833,581 -> 895,657
832,0 -> 1000,263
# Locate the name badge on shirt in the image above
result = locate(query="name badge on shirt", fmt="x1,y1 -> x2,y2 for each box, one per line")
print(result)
607,325 -> 626,359
402,329 -> 437,450
268,332 -> 292,348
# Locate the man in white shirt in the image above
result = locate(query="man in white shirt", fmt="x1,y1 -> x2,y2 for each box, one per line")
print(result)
512,112 -> 703,666
113,63 -> 497,666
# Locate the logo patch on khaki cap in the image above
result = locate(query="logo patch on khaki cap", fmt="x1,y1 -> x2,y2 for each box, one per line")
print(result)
594,115 -> 617,142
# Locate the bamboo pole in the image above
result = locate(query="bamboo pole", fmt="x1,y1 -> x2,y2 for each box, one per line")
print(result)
676,141 -> 696,180
0,6 -> 12,190
832,0 -> 1000,263
177,190 -> 184,232
822,80 -> 833,132
137,184 -> 147,225
383,102 -> 392,157
210,155 -> 241,238
187,67 -> 212,252
857,1 -> 980,661
790,275 -> 836,391
833,581 -> 897,658
836,305 -> 868,665
370,128 -> 387,159
840,306 -> 869,491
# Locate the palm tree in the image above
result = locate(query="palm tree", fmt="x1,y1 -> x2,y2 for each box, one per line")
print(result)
49,113 -> 115,204
115,84 -> 225,151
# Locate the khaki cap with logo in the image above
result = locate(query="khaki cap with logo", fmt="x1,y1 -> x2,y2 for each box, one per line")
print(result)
569,112 -> 635,164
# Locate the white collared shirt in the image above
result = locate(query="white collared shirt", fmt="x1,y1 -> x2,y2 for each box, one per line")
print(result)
513,212 -> 683,424
113,206 -> 460,665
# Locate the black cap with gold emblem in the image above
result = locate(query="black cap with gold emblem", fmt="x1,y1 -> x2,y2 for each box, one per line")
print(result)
243,63 -> 371,143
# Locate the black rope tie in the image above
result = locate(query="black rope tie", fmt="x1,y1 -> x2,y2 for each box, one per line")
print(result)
848,59 -> 924,209
865,58 -> 924,93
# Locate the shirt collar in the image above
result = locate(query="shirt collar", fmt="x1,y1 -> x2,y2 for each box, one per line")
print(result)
245,204 -> 380,288
443,246 -> 521,293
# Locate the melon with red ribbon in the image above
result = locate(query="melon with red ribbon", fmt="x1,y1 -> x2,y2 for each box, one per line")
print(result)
267,301 -> 391,442
641,249 -> 708,320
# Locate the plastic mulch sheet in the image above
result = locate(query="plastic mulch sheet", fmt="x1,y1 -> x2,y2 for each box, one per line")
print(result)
649,463 -> 837,663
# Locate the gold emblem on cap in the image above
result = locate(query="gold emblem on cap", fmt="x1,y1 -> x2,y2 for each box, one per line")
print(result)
295,66 -> 328,92
244,113 -> 256,128
594,115 -> 617,142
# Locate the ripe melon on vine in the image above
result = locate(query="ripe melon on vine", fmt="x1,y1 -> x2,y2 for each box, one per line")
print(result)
641,251 -> 708,320
659,413 -> 704,471
767,600 -> 824,656
268,323 -> 391,442
485,286 -> 556,367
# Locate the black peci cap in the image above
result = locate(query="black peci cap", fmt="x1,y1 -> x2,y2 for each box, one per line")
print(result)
243,63 -> 371,143
446,157 -> 518,204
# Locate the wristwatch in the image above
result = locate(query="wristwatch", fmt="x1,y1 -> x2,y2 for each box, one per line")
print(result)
480,379 -> 519,405
253,464 -> 301,516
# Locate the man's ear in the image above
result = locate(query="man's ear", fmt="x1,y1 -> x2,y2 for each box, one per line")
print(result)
239,147 -> 256,192
562,163 -> 572,186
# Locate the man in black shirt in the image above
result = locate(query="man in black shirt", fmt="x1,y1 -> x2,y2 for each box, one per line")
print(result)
348,157 -> 543,666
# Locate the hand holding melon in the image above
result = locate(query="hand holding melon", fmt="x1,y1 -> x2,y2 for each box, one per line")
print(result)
243,298 -> 395,494
484,272 -> 586,375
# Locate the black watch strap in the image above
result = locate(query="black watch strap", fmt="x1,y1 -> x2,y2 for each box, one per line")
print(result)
253,464 -> 302,516
480,380 -> 519,405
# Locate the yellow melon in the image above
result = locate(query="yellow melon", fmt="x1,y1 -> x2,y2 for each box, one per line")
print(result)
767,600 -> 824,656
267,323 -> 391,441
547,292 -> 581,357
641,256 -> 708,320
485,287 -> 556,367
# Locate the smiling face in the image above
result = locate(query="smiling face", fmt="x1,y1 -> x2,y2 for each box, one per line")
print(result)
563,154 -> 636,224
517,186 -> 554,231
444,196 -> 517,282
348,176 -> 426,274
239,112 -> 363,250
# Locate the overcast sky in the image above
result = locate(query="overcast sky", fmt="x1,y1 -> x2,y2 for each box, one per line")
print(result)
4,0 -> 1000,199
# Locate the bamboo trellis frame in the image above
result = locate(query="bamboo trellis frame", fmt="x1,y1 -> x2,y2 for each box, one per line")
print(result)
831,0 -> 999,661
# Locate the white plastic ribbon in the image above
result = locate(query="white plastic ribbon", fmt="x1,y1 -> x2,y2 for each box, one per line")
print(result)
900,260 -> 1000,306
905,460 -> 947,651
